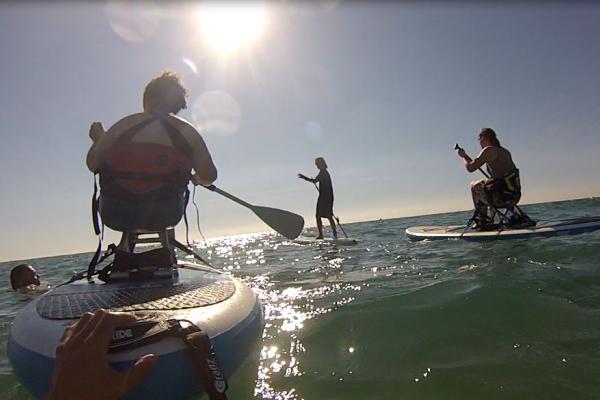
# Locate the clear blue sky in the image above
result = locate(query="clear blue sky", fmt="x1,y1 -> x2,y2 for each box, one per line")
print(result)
1,1 -> 600,261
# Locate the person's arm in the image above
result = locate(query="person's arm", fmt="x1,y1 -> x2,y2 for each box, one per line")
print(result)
459,147 -> 493,173
86,122 -> 122,173
189,128 -> 217,186
86,122 -> 107,172
297,173 -> 318,183
47,310 -> 157,400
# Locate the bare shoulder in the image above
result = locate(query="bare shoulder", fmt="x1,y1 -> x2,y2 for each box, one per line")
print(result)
166,115 -> 203,141
166,114 -> 198,132
477,146 -> 496,160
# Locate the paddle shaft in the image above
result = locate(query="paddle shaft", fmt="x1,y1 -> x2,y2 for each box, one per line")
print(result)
454,143 -> 491,179
206,185 -> 253,208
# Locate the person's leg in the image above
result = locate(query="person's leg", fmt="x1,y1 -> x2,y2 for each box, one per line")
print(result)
470,180 -> 490,219
316,216 -> 324,239
327,216 -> 338,239
117,232 -> 132,252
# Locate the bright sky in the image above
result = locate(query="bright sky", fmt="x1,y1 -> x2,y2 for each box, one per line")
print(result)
1,1 -> 600,262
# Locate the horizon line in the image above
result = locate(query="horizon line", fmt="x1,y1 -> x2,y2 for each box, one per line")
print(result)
1,194 -> 597,265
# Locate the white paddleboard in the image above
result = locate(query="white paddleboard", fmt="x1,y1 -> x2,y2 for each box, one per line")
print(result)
294,237 -> 360,246
406,216 -> 600,241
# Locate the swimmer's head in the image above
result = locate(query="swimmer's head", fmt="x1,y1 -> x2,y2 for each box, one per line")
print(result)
10,264 -> 40,290
143,71 -> 188,115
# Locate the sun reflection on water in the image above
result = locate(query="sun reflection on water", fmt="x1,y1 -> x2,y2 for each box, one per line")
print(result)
189,232 -> 366,399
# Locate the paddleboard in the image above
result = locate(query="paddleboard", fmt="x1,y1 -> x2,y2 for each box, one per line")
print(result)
294,237 -> 360,246
8,264 -> 264,400
406,216 -> 600,241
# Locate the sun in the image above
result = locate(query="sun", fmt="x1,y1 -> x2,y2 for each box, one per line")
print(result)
197,2 -> 268,55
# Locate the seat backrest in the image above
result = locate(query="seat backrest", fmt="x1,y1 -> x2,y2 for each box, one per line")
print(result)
97,116 -> 192,232
489,169 -> 521,209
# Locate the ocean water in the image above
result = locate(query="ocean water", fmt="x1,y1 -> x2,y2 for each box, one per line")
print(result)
2,198 -> 600,400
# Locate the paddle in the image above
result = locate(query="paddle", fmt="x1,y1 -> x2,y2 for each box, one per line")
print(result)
204,185 -> 305,240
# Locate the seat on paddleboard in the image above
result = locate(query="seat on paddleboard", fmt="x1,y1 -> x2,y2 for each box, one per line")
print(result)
88,116 -> 195,280
470,169 -> 535,230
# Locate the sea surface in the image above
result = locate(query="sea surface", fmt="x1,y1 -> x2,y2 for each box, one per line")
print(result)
2,198 -> 600,400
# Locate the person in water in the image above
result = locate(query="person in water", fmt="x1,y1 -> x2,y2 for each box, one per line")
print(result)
86,71 -> 217,243
48,310 -> 157,400
9,263 -> 48,293
457,128 -> 520,228
298,157 -> 337,239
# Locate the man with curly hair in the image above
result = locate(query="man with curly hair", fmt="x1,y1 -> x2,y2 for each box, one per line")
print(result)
86,71 -> 217,236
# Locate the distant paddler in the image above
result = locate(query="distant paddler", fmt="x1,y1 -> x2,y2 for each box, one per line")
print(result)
298,157 -> 338,239
456,127 -> 531,230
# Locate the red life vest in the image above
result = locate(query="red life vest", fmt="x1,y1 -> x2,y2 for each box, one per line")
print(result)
99,116 -> 193,202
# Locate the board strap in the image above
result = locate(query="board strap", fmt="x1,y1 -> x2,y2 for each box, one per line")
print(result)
109,319 -> 228,400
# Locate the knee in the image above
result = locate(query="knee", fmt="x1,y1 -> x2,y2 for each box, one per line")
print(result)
470,181 -> 480,189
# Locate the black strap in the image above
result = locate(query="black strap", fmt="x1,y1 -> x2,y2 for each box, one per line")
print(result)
112,115 -> 192,162
183,187 -> 191,246
86,240 -> 102,280
157,117 -> 193,159
177,322 -> 228,400
107,319 -> 228,400
87,175 -> 102,279
111,117 -> 158,150
92,175 -> 101,235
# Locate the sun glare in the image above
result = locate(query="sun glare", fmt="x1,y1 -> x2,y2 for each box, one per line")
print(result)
197,2 -> 268,55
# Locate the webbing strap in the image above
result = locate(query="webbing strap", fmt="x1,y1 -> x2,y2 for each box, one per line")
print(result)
157,117 -> 193,159
86,240 -> 102,280
88,175 -> 102,279
111,117 -> 157,150
183,187 -> 191,246
92,175 -> 101,235
178,323 -> 228,400
107,319 -> 228,400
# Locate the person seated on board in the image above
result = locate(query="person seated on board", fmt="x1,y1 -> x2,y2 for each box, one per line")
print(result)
48,309 -> 157,400
457,128 -> 526,230
86,71 -> 217,252
9,263 -> 50,294
298,157 -> 338,239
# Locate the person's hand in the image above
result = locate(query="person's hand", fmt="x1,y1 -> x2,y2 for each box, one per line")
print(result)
457,148 -> 467,159
89,122 -> 105,142
191,173 -> 212,186
48,310 -> 158,400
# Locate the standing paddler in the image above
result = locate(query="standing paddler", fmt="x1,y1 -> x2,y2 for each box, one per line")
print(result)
298,157 -> 338,239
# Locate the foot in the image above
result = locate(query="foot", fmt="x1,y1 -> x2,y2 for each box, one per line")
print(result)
333,232 -> 338,240
315,235 -> 324,240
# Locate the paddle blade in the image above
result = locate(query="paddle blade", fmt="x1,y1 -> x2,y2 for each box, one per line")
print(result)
252,206 -> 305,239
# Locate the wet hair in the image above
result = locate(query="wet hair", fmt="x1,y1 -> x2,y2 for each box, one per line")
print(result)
479,127 -> 501,147
143,71 -> 187,115
315,157 -> 327,169
10,264 -> 32,290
